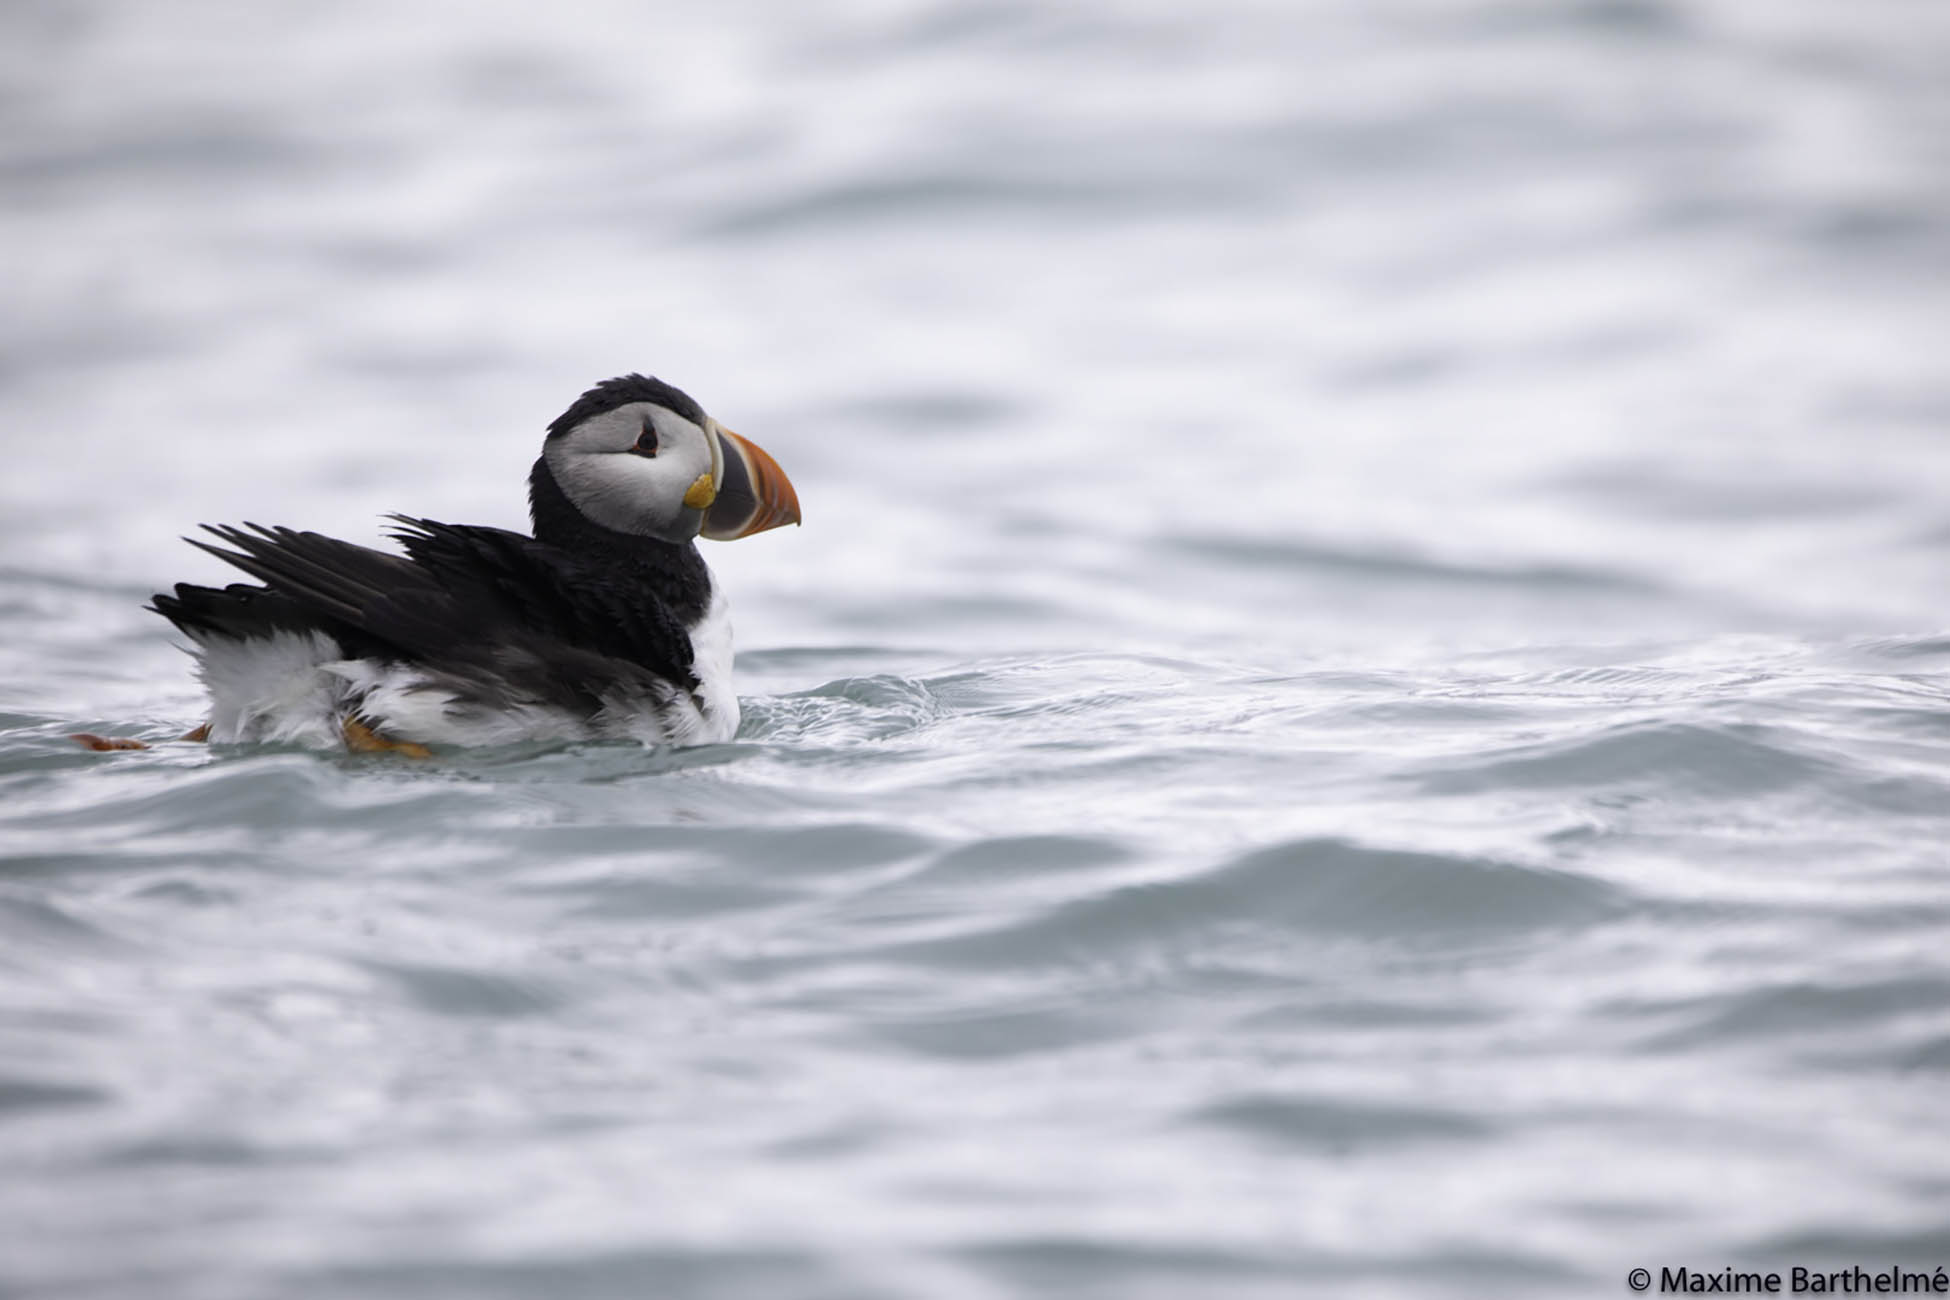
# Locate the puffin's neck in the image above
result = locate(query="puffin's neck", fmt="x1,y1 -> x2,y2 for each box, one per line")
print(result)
528,457 -> 713,624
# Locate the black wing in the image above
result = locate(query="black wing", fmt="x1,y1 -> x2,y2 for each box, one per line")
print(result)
383,517 -> 699,688
157,519 -> 700,699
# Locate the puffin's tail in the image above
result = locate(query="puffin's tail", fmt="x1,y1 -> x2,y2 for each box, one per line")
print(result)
148,581 -> 323,643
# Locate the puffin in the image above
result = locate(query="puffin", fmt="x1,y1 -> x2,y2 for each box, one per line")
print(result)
74,374 -> 799,756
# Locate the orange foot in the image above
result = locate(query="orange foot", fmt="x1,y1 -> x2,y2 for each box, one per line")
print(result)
183,723 -> 211,742
70,733 -> 149,751
341,717 -> 432,759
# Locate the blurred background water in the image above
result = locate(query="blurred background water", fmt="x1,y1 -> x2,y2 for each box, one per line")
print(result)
4,0 -> 1950,1296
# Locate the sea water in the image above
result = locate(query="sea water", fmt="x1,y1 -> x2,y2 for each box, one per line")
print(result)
3,1 -> 1948,1296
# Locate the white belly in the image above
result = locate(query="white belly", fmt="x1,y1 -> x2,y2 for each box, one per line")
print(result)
186,588 -> 738,749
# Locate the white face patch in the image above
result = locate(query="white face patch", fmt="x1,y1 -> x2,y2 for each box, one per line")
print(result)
542,401 -> 720,541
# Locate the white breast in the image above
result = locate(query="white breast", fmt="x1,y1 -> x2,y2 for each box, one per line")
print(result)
682,583 -> 740,743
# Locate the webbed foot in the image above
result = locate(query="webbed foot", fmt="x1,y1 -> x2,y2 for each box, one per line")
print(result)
341,717 -> 432,759
70,733 -> 149,751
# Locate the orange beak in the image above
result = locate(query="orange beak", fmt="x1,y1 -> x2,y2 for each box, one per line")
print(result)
700,427 -> 802,540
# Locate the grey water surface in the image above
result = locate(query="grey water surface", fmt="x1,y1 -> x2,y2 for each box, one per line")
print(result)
4,1 -> 1950,1297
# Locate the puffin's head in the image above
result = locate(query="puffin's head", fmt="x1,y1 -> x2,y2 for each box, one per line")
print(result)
541,374 -> 801,544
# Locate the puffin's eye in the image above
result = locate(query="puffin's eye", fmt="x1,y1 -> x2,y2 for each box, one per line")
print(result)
632,420 -> 659,457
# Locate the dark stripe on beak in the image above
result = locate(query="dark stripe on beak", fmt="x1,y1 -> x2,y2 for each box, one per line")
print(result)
702,428 -> 802,540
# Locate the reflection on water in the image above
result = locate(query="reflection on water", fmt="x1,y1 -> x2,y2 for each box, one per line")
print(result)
3,1 -> 1950,1297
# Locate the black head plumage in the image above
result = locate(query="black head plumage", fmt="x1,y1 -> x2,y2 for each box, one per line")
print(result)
545,374 -> 707,440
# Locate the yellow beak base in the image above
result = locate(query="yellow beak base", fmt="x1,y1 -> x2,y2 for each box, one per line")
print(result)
683,473 -> 718,511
